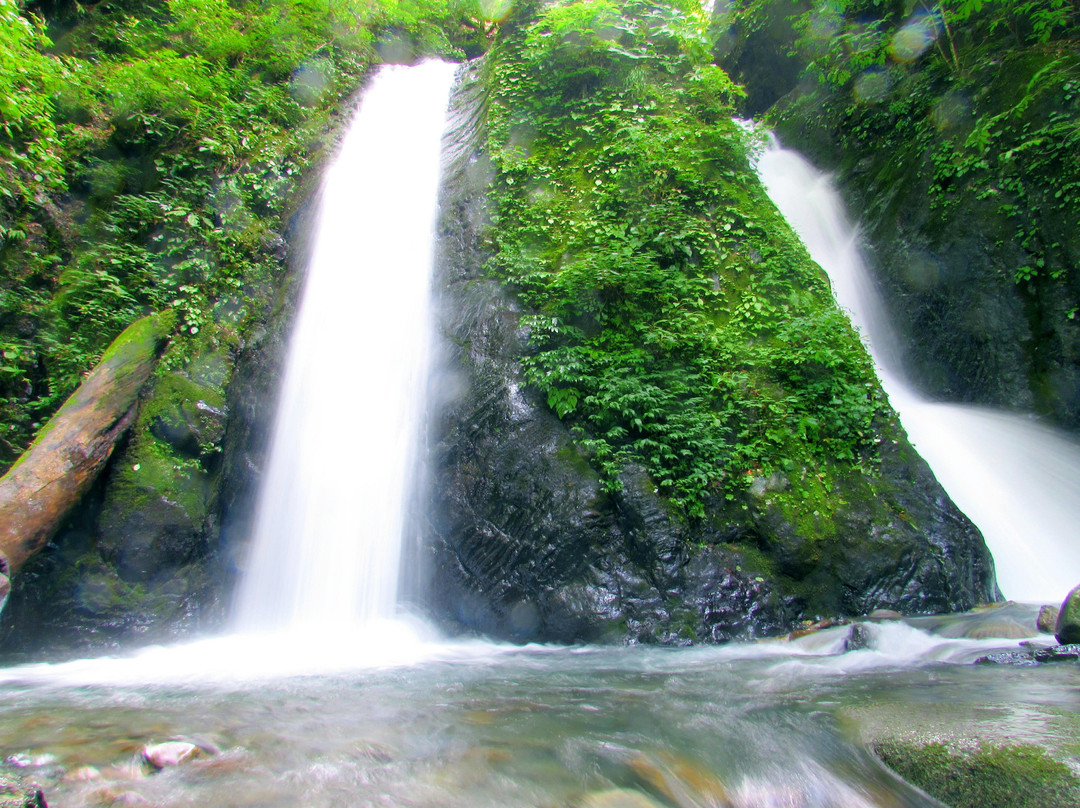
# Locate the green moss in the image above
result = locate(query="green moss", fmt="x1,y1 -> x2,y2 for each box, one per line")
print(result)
98,310 -> 177,368
105,439 -> 209,525
486,0 -> 885,517
874,740 -> 1080,808
557,443 -> 600,478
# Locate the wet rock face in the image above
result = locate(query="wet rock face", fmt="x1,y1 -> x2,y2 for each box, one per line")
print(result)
422,68 -> 998,645
833,183 -> 1080,428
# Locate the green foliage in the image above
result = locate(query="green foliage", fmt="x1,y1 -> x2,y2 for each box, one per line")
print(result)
0,0 -> 495,470
487,0 -> 883,515
731,0 -> 1079,319
0,0 -> 65,229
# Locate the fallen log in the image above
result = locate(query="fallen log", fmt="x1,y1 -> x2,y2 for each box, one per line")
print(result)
0,311 -> 174,575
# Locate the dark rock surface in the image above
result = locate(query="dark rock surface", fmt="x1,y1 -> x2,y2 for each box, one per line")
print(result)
422,65 -> 998,645
1034,644 -> 1080,663
975,644 -> 1080,665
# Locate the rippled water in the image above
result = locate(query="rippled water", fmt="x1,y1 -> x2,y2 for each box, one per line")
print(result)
1,606 -> 1075,807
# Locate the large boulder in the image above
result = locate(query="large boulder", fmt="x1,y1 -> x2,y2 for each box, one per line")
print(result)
421,67 -> 998,645
1054,584 -> 1080,644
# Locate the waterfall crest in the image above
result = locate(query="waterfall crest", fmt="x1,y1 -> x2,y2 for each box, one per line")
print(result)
233,61 -> 457,632
758,142 -> 1080,604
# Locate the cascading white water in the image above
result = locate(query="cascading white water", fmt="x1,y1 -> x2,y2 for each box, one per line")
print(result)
757,139 -> 1080,604
233,60 -> 457,632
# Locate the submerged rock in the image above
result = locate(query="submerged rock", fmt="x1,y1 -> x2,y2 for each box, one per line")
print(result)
975,644 -> 1080,666
142,741 -> 204,770
1054,585 -> 1080,644
962,620 -> 1036,640
867,609 -> 903,620
975,650 -> 1038,666
578,789 -> 665,808
63,766 -> 101,783
1037,604 -> 1060,634
1033,644 -> 1080,663
0,767 -> 47,808
872,739 -> 1080,808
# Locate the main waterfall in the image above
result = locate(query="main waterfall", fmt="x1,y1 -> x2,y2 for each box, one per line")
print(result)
758,140 -> 1080,604
233,61 -> 457,631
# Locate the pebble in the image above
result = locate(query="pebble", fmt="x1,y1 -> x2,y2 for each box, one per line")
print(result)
89,786 -> 149,807
64,766 -> 102,782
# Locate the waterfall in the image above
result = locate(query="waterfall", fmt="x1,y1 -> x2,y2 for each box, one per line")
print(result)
233,61 -> 457,632
757,140 -> 1080,604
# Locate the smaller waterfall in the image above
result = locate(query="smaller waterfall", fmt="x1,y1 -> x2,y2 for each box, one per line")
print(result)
233,61 -> 458,632
758,140 -> 1080,604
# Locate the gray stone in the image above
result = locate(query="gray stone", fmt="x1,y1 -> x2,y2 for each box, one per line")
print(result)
142,741 -> 202,770
844,623 -> 874,652
1033,644 -> 1080,663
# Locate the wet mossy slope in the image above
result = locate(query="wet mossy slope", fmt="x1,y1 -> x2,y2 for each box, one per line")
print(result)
424,1 -> 997,644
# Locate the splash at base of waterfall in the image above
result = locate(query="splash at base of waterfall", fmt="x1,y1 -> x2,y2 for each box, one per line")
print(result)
0,604 -> 1049,688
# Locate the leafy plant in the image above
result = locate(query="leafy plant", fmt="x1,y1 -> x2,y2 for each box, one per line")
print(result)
486,0 -> 883,515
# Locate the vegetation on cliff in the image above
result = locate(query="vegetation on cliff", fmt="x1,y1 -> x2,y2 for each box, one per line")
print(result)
0,0 -> 498,471
0,0 -> 501,651
486,0 -> 885,515
722,0 -> 1080,423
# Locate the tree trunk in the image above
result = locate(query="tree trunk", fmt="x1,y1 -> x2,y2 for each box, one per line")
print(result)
0,311 -> 174,574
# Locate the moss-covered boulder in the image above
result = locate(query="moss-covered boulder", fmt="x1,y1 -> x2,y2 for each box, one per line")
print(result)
1054,584 -> 1080,644
873,740 -> 1080,808
0,339 -> 233,655
424,53 -> 996,645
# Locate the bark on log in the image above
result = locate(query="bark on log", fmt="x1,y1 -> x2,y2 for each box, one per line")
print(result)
0,311 -> 174,574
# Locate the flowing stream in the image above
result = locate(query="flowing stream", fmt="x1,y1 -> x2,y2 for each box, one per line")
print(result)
0,68 -> 1077,808
757,139 -> 1080,605
0,604 -> 1075,807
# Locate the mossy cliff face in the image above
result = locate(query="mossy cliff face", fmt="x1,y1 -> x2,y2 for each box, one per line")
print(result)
720,0 -> 1080,430
424,26 -> 996,646
0,0 -> 1001,653
0,0 -> 495,657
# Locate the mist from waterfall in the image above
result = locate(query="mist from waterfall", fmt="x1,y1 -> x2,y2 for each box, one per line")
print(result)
232,61 -> 458,633
757,139 -> 1080,604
